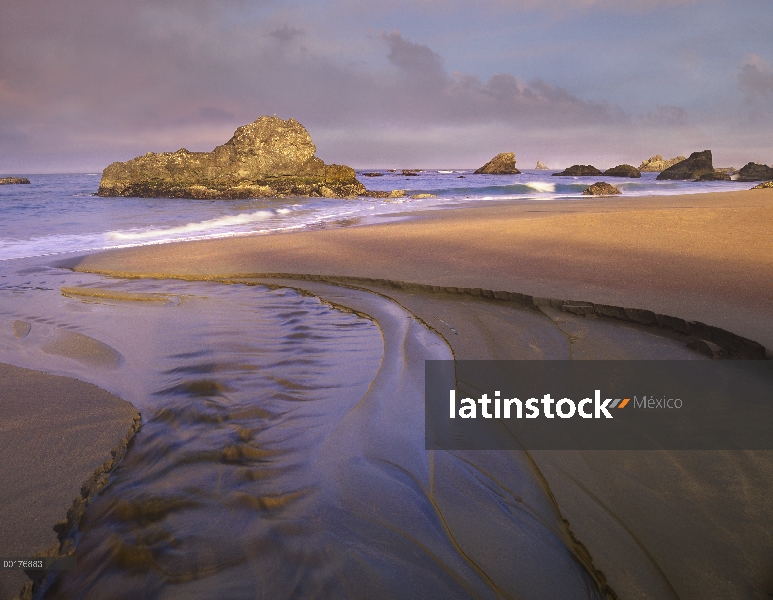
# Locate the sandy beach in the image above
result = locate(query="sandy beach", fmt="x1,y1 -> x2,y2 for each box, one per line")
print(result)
3,188 -> 773,599
72,189 -> 773,349
0,364 -> 139,600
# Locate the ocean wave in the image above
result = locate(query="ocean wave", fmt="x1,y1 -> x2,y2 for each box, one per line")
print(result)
524,182 -> 556,193
108,210 -> 277,241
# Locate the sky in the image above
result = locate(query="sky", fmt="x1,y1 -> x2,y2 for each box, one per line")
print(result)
1,0 -> 772,172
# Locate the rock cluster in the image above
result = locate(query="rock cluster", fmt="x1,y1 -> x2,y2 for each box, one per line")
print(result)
535,161 -> 549,170
474,152 -> 520,174
737,162 -> 773,182
582,182 -> 622,196
639,155 -> 686,172
98,117 -> 366,199
751,181 -> 773,189
0,177 -> 31,185
656,150 -> 713,180
603,164 -> 641,178
552,165 -> 602,176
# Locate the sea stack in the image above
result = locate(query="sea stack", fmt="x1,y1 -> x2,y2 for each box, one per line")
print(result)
97,117 -> 366,199
552,165 -> 602,176
639,155 -> 686,172
603,164 -> 641,178
656,150 -> 713,180
737,162 -> 773,182
474,152 -> 520,174
535,161 -> 549,170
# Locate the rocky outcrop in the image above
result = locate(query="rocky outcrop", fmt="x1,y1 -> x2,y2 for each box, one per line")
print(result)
535,161 -> 549,170
552,165 -> 602,176
695,171 -> 731,181
474,152 -> 520,174
656,150 -> 713,180
751,181 -> 773,189
0,177 -> 31,185
639,155 -> 686,172
603,164 -> 641,178
737,162 -> 773,182
582,182 -> 621,196
97,117 -> 366,199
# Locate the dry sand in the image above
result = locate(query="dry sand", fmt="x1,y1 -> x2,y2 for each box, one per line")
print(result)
71,189 -> 773,349
0,363 -> 139,600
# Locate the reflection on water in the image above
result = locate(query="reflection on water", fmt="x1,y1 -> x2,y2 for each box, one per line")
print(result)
0,262 -> 605,599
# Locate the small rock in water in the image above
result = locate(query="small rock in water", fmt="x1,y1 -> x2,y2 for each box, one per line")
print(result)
751,181 -> 773,189
361,172 -> 383,177
582,182 -> 622,196
603,164 -> 641,178
0,177 -> 31,185
388,190 -> 405,198
401,170 -> 420,176
553,165 -> 602,176
535,161 -> 549,170
410,193 -> 437,199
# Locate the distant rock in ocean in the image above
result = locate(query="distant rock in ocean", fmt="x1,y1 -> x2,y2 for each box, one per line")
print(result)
474,152 -> 520,174
639,155 -> 686,172
535,161 -> 549,170
552,165 -> 602,176
751,181 -> 773,189
656,150 -> 713,180
582,182 -> 621,196
0,177 -> 31,185
737,162 -> 773,182
98,116 -> 366,199
603,164 -> 641,178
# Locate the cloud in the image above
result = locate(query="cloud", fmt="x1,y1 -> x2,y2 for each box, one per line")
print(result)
738,55 -> 773,104
269,25 -> 305,43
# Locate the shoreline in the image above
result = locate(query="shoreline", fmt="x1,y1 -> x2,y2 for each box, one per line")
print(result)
67,188 -> 773,349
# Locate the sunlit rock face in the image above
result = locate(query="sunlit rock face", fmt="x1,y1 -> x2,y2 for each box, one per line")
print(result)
638,154 -> 686,172
98,116 -> 366,199
474,152 -> 520,174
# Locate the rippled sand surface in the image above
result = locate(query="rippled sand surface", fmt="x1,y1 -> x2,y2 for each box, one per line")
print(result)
2,257 -> 771,599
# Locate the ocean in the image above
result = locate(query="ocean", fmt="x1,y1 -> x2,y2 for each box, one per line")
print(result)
0,171 -> 752,262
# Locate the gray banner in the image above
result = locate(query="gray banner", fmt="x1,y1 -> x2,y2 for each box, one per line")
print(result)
425,360 -> 773,450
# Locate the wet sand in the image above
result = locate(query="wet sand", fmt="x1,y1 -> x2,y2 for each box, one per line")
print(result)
0,363 -> 139,600
71,189 -> 773,349
5,189 -> 772,598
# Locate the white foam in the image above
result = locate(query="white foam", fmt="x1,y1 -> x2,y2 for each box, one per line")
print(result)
524,182 -> 556,193
108,210 -> 276,241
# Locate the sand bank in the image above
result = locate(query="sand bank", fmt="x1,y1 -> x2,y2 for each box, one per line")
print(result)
0,363 -> 140,600
71,189 -> 773,349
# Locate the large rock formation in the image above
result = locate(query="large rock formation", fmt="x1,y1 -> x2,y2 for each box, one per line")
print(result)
656,150 -> 713,180
474,152 -> 520,174
582,182 -> 621,196
0,177 -> 30,185
552,165 -> 602,176
639,155 -> 686,172
98,117 -> 366,199
737,162 -> 773,182
603,164 -> 641,178
535,161 -> 549,170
